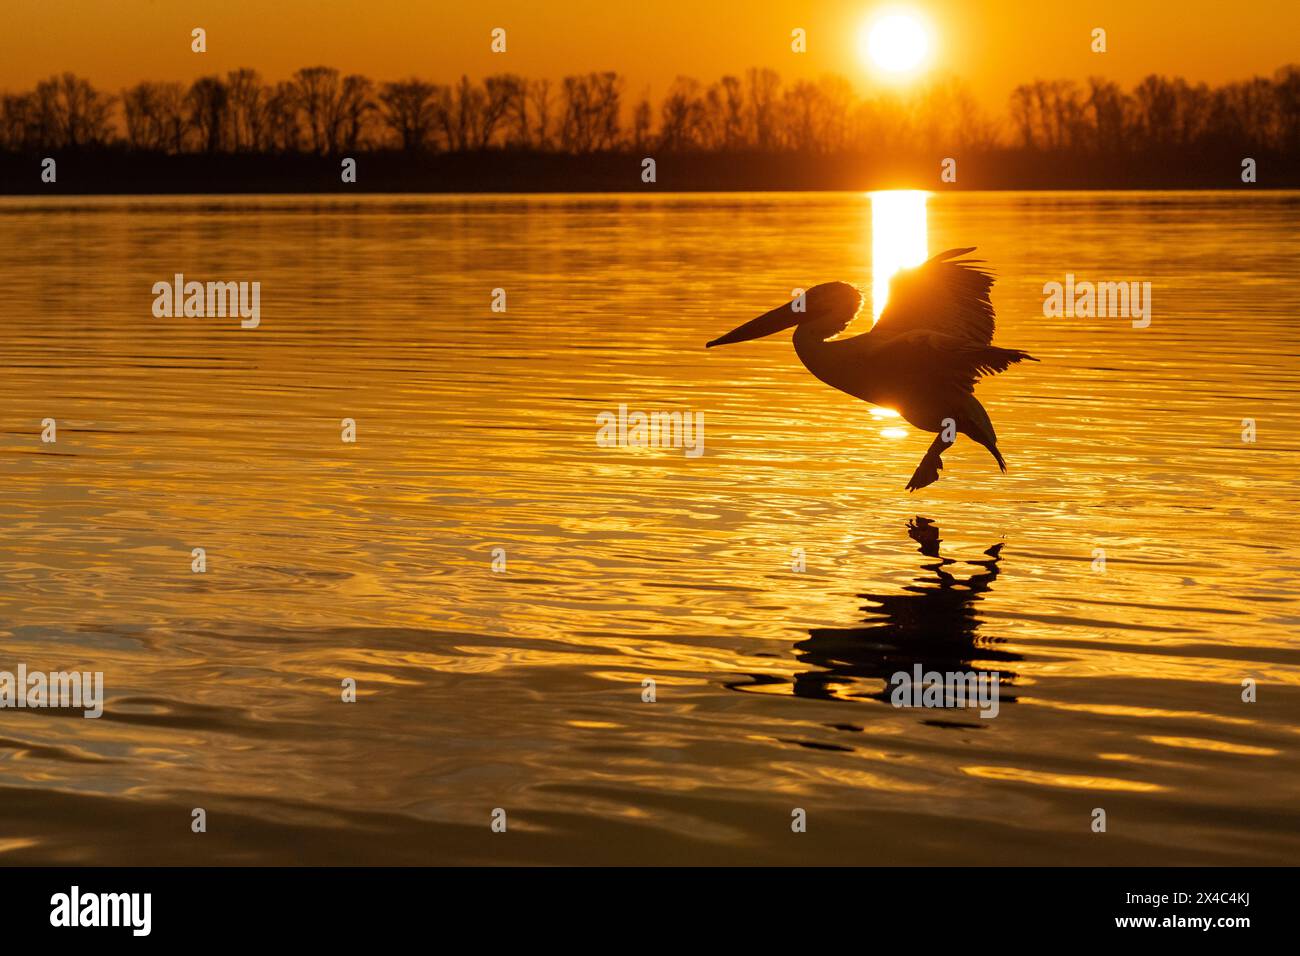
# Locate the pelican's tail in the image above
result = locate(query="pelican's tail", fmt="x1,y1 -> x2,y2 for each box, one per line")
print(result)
989,443 -> 1007,473
960,396 -> 1007,473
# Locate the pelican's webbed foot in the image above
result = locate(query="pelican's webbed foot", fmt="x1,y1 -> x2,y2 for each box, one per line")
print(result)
905,434 -> 951,492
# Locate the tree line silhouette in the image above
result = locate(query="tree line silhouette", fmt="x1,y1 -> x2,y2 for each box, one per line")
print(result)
4,65 -> 1298,156
3,65 -> 1297,191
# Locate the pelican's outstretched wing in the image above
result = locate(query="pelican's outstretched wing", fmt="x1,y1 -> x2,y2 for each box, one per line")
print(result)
871,248 -> 996,345
874,330 -> 1038,393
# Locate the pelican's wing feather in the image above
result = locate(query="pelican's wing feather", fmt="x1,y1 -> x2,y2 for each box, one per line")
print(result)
871,247 -> 996,345
876,331 -> 1038,392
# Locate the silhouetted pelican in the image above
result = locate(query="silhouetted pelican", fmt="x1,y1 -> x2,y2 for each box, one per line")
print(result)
706,248 -> 1038,490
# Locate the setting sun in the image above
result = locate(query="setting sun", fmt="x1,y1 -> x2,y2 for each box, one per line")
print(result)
861,12 -> 932,74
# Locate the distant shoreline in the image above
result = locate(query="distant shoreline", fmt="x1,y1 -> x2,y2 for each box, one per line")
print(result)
2,149 -> 1292,194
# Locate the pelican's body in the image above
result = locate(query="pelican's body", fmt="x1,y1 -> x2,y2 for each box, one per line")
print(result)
707,248 -> 1037,490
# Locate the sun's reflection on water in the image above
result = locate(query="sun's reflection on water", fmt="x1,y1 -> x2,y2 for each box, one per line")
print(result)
870,189 -> 929,322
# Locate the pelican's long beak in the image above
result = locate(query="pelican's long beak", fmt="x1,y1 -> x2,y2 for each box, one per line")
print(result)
706,302 -> 800,348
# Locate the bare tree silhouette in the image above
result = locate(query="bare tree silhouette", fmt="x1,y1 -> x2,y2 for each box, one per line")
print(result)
379,79 -> 439,152
226,69 -> 267,152
186,76 -> 228,154
526,78 -> 554,150
31,73 -> 115,149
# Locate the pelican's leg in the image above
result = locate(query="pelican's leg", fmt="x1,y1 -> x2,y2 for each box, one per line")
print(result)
905,432 -> 953,492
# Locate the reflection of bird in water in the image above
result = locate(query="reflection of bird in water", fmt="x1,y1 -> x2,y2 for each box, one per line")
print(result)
707,248 -> 1038,490
728,518 -> 1019,718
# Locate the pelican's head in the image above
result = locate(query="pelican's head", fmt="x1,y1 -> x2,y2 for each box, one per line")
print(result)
706,282 -> 863,348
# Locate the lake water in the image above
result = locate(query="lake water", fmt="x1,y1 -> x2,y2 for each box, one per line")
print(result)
1,191 -> 1298,864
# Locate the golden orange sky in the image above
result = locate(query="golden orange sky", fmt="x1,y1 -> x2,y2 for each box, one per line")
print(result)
4,0 -> 1295,107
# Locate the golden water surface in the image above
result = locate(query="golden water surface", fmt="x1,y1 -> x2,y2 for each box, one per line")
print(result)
1,191 -> 1298,864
